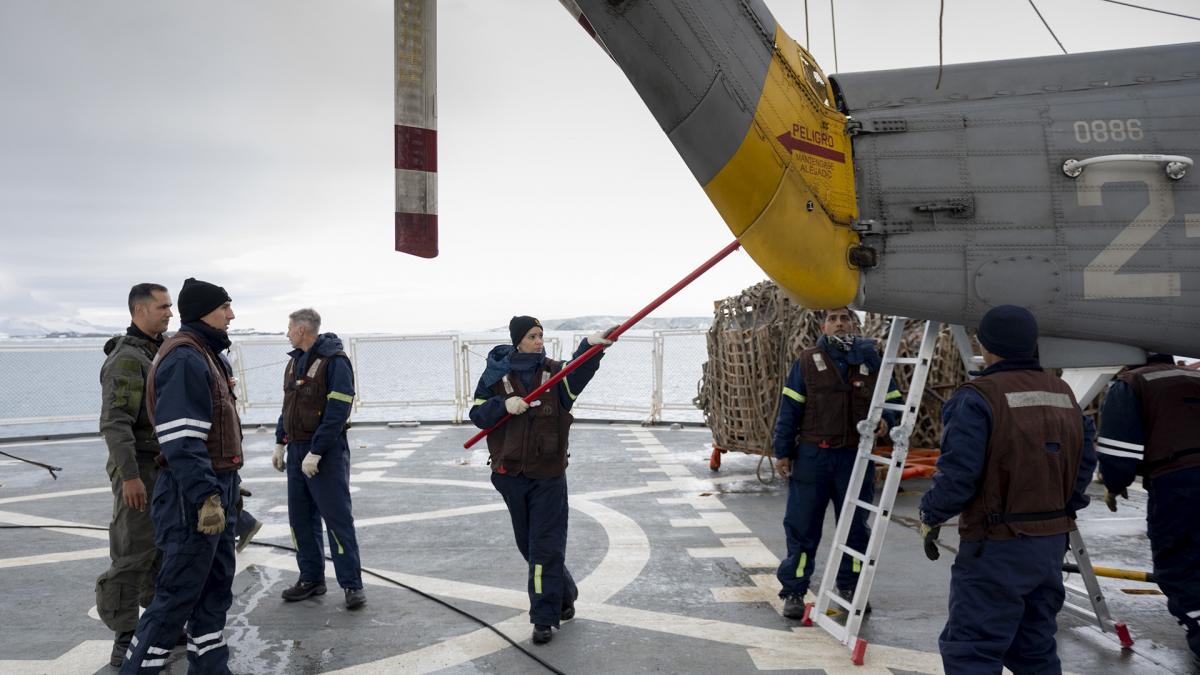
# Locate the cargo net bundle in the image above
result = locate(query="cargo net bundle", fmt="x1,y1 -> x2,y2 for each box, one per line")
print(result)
695,281 -> 972,462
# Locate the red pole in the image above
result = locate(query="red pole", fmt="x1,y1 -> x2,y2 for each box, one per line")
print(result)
463,239 -> 742,449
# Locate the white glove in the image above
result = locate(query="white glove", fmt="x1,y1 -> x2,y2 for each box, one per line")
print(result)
505,396 -> 530,415
271,444 -> 286,472
301,451 -> 321,477
587,327 -> 615,346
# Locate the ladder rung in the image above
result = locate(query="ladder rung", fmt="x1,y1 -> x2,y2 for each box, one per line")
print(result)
1060,601 -> 1098,621
867,454 -> 892,465
839,544 -> 867,562
813,614 -> 849,641
886,357 -> 920,365
1063,582 -> 1091,597
824,589 -> 853,610
854,497 -> 883,511
881,402 -> 906,412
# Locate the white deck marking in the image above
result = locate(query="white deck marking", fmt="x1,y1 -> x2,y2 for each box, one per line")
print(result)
671,511 -> 751,534
0,546 -> 108,569
0,510 -> 109,540
688,537 -> 780,569
351,461 -> 397,469
0,640 -> 112,674
370,450 -> 414,459
658,495 -> 725,510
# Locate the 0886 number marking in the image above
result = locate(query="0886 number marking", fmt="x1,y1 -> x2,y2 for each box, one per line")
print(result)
1073,119 -> 1144,143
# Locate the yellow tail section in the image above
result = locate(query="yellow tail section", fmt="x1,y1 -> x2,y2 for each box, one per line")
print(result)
702,27 -> 860,309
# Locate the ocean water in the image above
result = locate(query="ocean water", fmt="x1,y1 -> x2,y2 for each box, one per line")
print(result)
0,330 -> 708,439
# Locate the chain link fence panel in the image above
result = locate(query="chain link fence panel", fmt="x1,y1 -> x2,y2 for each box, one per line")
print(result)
0,341 -> 106,430
569,333 -> 656,421
656,330 -> 707,423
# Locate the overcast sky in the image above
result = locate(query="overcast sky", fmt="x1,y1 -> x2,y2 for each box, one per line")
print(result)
1,0 -> 1197,334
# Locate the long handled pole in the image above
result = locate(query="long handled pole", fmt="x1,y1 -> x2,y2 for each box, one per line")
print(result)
463,239 -> 742,449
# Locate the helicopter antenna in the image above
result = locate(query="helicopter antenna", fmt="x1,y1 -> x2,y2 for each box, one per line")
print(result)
804,0 -> 810,49
830,0 -> 839,72
935,0 -> 946,89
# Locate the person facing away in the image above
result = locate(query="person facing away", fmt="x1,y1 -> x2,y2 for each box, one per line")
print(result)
272,308 -> 365,610
919,304 -> 1097,675
120,278 -> 244,675
468,316 -> 613,645
1097,352 -> 1200,666
96,282 -> 172,669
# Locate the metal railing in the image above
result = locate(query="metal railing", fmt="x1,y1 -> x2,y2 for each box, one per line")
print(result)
0,330 -> 708,436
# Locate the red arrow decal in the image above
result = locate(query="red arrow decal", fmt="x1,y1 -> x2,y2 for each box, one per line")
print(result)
776,132 -> 845,163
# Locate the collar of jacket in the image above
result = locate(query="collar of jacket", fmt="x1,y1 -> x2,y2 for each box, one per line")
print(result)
126,322 -> 164,346
181,321 -> 231,355
971,356 -> 1043,378
288,332 -> 344,368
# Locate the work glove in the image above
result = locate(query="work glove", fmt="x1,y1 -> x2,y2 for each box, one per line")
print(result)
1104,487 -> 1129,512
505,396 -> 530,415
918,512 -> 943,561
775,457 -> 791,479
198,494 -> 226,535
272,443 -> 286,472
301,452 -> 321,478
587,326 -> 617,347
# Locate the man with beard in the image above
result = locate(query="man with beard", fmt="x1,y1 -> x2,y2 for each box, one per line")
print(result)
774,307 -> 899,620
120,278 -> 243,674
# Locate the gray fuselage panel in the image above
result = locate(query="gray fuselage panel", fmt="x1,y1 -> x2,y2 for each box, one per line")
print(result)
836,43 -> 1200,358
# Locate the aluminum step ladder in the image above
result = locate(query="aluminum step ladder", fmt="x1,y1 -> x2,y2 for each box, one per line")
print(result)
1063,529 -> 1134,647
807,318 -> 1131,665
808,316 -> 940,665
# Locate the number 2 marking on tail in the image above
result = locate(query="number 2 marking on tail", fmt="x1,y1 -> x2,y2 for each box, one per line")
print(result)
1078,164 -> 1186,299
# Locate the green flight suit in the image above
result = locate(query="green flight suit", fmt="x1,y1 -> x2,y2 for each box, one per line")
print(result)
94,331 -> 163,632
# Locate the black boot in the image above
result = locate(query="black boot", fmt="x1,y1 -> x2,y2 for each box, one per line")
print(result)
532,624 -> 553,644
782,594 -> 805,619
344,588 -> 366,610
561,587 -> 578,621
110,630 -> 134,668
281,579 -> 327,602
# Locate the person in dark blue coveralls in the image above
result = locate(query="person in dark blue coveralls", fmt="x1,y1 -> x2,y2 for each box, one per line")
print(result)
919,305 -> 1096,675
469,316 -> 613,645
1097,353 -> 1200,666
774,307 -> 900,620
121,278 -> 244,675
272,308 -> 364,609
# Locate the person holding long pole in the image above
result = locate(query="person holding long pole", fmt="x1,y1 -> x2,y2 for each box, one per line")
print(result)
468,316 -> 614,645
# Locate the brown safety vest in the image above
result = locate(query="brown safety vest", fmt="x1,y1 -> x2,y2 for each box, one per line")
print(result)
797,346 -> 877,448
958,370 -> 1083,541
281,350 -> 348,443
146,330 -> 243,473
1120,364 -> 1200,480
486,358 -> 573,479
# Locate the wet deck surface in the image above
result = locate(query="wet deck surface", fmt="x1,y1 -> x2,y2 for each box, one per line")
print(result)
0,423 -> 1194,674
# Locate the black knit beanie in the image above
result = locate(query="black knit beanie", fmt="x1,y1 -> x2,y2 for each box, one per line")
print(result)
509,315 -> 542,345
977,305 -> 1038,359
178,278 -> 231,323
